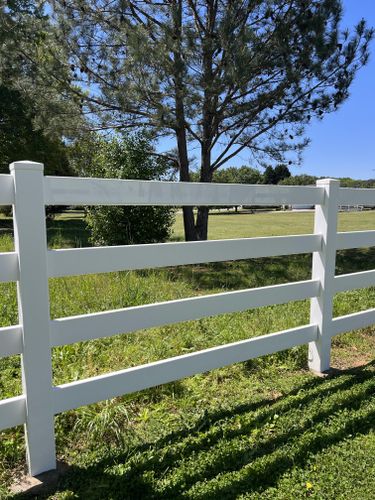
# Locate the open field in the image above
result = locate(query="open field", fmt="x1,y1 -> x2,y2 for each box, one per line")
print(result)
0,210 -> 374,498
172,209 -> 375,240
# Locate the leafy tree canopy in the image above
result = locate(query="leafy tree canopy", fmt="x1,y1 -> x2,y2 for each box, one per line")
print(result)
74,133 -> 176,246
0,0 -> 83,140
264,164 -> 291,184
279,173 -> 318,185
0,85 -> 72,174
213,166 -> 263,185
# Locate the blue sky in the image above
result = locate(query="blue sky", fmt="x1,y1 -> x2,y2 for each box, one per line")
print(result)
300,0 -> 375,180
158,1 -> 375,180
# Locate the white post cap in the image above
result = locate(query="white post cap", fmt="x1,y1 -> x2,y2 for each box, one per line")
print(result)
9,161 -> 44,173
316,178 -> 340,186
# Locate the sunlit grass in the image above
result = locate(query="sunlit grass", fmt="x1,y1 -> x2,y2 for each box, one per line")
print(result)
0,209 -> 374,497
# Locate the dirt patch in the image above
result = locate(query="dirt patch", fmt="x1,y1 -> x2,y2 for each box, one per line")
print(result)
331,332 -> 375,370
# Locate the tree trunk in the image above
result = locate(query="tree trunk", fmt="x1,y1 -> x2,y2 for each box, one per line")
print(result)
176,128 -> 197,241
182,206 -> 196,241
172,0 -> 198,242
196,156 -> 213,241
179,162 -> 196,241
196,4 -> 216,242
195,206 -> 209,240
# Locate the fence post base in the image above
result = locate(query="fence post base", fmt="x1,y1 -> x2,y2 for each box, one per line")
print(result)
10,461 -> 69,495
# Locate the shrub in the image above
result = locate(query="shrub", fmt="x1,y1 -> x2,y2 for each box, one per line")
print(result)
74,133 -> 175,246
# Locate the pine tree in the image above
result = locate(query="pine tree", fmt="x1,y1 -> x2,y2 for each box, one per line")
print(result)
0,0 -> 83,143
45,1 -> 372,240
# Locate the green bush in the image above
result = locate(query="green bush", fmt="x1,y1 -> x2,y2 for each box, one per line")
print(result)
74,133 -> 175,246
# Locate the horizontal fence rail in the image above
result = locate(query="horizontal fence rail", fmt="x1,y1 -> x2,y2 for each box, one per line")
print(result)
0,396 -> 26,432
336,230 -> 375,249
339,188 -> 375,206
53,324 -> 318,414
48,234 -> 322,278
334,269 -> 375,293
332,308 -> 375,337
50,280 -> 320,346
0,163 -> 374,477
0,174 -> 14,205
0,325 -> 23,358
0,252 -> 19,283
44,176 -> 325,206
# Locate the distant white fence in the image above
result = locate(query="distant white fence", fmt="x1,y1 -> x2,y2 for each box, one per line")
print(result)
0,161 -> 374,477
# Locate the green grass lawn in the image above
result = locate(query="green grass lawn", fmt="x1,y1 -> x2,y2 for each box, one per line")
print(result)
172,209 -> 375,240
0,210 -> 374,498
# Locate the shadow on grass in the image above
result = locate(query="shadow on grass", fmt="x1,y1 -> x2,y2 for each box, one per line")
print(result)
336,247 -> 375,275
0,217 -> 13,233
166,247 -> 375,291
1,214 -> 91,248
23,362 -> 375,499
47,218 -> 90,248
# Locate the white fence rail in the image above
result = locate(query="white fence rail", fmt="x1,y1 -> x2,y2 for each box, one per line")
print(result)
0,161 -> 374,477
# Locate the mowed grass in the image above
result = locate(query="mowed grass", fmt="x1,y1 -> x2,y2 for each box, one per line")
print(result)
172,209 -> 375,240
0,210 -> 374,498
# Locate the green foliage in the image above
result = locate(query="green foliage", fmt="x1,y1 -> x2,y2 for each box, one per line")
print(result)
75,134 -> 176,246
0,211 -> 374,495
0,1 -> 80,219
213,166 -> 263,185
0,85 -> 72,174
0,85 -> 73,218
280,174 -> 318,186
264,164 -> 291,184
339,177 -> 375,188
280,174 -> 375,188
0,0 -> 84,140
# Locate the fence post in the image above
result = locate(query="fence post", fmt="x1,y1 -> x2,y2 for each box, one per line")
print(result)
10,161 -> 56,475
308,178 -> 340,373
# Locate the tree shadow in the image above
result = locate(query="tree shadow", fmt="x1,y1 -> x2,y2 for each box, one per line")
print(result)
21,362 -> 375,499
166,247 -> 375,292
165,255 -> 311,291
336,247 -> 375,275
1,214 -> 91,248
46,218 -> 90,248
0,216 -> 14,232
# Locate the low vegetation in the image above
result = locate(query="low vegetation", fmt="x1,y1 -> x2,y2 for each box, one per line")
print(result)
0,210 -> 374,498
74,134 -> 176,247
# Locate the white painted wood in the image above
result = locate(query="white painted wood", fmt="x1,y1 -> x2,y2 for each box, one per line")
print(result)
53,324 -> 318,413
309,179 -> 340,373
2,170 -> 375,476
10,161 -> 56,476
0,174 -> 15,205
47,234 -> 322,278
0,396 -> 26,431
336,230 -> 375,250
339,188 -> 375,206
50,279 -> 319,346
0,252 -> 19,282
331,308 -> 375,337
44,176 -> 325,206
0,325 -> 23,357
334,269 -> 375,293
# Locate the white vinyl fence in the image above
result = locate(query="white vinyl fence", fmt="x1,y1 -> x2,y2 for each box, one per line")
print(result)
0,161 -> 374,477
